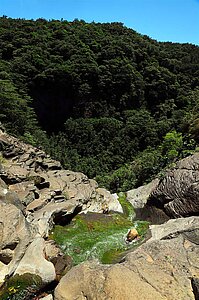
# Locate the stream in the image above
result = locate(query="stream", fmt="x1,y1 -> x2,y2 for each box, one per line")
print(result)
50,193 -> 149,265
0,193 -> 149,300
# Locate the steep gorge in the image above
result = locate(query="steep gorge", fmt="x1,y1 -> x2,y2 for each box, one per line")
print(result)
0,130 -> 199,299
0,17 -> 199,299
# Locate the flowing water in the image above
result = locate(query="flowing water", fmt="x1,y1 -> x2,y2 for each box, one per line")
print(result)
51,193 -> 149,265
0,194 -> 149,300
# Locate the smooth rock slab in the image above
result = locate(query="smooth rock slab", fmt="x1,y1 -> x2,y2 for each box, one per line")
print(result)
54,261 -> 166,300
127,179 -> 159,209
149,216 -> 199,241
14,237 -> 56,284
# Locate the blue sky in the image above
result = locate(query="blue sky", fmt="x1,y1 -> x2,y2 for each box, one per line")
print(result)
0,0 -> 199,45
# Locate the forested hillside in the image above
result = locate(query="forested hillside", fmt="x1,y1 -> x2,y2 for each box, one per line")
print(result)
0,16 -> 199,191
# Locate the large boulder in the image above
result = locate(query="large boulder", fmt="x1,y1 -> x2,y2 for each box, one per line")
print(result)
55,261 -> 166,300
14,236 -> 56,284
148,153 -> 199,217
127,179 -> 159,209
55,216 -> 199,300
127,179 -> 169,224
29,199 -> 81,237
0,201 -> 35,283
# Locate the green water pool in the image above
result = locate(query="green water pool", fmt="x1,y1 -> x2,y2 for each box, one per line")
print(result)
50,210 -> 149,265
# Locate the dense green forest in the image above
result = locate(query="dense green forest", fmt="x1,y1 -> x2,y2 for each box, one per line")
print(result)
0,16 -> 199,192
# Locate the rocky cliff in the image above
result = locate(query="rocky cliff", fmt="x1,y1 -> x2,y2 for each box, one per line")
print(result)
148,154 -> 199,218
0,130 -> 199,300
0,129 -> 122,290
127,154 -> 199,222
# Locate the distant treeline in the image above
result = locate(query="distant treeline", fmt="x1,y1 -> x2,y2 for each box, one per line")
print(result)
0,17 -> 199,191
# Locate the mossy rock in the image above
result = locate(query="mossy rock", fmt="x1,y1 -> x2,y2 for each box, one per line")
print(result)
0,273 -> 42,300
117,192 -> 135,220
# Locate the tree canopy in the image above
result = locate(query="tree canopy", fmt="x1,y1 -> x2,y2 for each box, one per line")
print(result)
0,17 -> 199,191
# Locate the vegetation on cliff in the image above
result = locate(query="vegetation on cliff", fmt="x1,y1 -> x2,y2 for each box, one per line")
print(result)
0,17 -> 199,191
